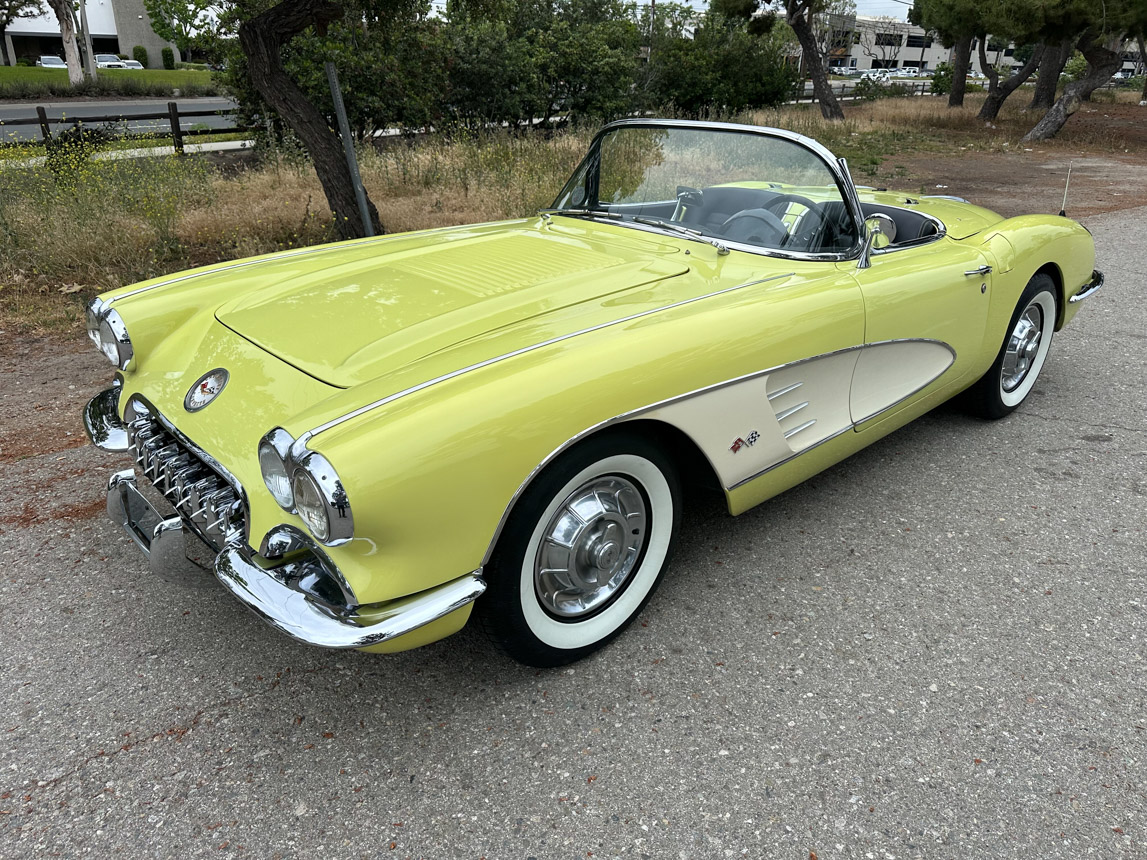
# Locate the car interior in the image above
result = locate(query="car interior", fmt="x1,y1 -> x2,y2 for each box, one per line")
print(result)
599,185 -> 942,255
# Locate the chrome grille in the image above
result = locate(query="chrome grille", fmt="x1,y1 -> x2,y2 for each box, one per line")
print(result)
126,409 -> 244,551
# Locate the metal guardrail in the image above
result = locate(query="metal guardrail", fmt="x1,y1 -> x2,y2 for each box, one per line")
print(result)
0,102 -> 248,153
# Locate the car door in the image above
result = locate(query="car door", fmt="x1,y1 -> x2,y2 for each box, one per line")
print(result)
848,238 -> 992,425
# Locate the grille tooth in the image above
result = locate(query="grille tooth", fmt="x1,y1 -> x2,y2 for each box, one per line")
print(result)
127,410 -> 245,550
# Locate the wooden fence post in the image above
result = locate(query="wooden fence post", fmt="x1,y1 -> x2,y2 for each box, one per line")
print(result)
36,106 -> 51,143
168,101 -> 184,155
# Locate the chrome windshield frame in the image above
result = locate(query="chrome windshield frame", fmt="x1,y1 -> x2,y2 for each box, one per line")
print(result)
552,118 -> 868,264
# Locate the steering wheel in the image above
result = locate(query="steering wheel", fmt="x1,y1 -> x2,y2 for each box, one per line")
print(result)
719,208 -> 789,246
762,194 -> 828,250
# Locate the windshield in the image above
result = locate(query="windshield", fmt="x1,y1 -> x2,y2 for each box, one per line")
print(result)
552,125 -> 859,256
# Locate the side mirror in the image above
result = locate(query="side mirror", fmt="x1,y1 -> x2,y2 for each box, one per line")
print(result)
857,214 -> 894,269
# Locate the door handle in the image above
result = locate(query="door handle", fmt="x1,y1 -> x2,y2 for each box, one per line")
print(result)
964,265 -> 992,276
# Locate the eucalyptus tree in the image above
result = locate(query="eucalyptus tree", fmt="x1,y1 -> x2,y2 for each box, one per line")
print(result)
720,0 -> 850,120
1023,0 -> 1144,141
908,0 -> 983,107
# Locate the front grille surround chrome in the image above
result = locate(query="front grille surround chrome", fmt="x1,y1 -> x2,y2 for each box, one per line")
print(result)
124,399 -> 246,551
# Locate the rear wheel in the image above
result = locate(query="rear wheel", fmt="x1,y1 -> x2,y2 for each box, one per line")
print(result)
477,431 -> 681,667
966,273 -> 1057,419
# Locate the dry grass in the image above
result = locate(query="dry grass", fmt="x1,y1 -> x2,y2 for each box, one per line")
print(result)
1,93 -> 1142,337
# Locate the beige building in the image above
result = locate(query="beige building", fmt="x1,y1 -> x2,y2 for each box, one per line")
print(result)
828,15 -> 1142,75
4,0 -> 179,68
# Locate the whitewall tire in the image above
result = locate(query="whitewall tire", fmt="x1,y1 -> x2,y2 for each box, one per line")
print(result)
478,431 -> 681,667
966,273 -> 1058,420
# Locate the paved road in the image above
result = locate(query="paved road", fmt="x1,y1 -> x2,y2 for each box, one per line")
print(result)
0,97 -> 239,143
1,207 -> 1143,858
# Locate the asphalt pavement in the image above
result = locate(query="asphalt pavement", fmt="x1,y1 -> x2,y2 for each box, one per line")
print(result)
1,206 -> 1144,858
0,97 -> 239,143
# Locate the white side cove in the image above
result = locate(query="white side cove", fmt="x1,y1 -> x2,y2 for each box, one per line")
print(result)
641,340 -> 955,491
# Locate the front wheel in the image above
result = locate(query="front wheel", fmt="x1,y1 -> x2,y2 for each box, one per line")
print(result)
965,273 -> 1058,419
477,431 -> 681,667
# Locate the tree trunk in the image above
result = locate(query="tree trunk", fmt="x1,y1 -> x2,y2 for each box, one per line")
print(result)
979,43 -> 1044,121
1022,34 -> 1123,142
46,0 -> 84,86
1140,36 -> 1147,103
948,36 -> 972,108
239,1 -> 382,240
787,2 -> 844,121
1029,39 -> 1071,111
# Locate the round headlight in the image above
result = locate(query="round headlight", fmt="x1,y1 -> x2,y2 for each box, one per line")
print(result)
258,437 -> 294,510
292,470 -> 330,543
97,309 -> 133,370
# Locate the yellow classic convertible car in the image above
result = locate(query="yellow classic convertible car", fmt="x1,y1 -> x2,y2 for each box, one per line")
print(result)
83,119 -> 1102,666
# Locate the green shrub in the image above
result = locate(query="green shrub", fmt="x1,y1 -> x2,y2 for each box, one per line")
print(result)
930,62 -> 952,95
1063,51 -> 1087,83
853,78 -> 914,101
16,57 -> 33,67
133,46 -> 148,67
161,47 -> 175,71
44,124 -> 112,183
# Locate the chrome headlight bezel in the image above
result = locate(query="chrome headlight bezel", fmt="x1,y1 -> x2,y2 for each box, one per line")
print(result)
85,297 -> 106,348
258,428 -> 296,512
88,301 -> 134,371
290,450 -> 354,546
257,429 -> 354,547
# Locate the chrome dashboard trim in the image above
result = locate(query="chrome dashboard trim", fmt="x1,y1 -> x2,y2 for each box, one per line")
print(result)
480,337 -> 955,565
298,272 -> 795,446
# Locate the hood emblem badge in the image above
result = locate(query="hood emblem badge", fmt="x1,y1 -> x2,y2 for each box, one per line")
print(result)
184,368 -> 229,412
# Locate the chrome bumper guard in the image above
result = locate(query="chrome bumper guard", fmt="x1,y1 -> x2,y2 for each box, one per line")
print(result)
89,390 -> 486,649
1069,269 -> 1103,303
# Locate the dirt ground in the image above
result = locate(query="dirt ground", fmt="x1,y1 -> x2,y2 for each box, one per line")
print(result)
875,103 -> 1147,219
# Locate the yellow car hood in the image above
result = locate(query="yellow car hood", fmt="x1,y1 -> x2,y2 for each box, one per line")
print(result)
216,223 -> 689,388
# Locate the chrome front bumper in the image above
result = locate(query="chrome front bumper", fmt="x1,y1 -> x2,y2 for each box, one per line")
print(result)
1069,269 -> 1103,303
89,389 -> 486,650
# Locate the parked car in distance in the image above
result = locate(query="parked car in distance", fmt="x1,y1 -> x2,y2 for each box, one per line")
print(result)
860,69 -> 892,83
896,68 -> 919,77
36,55 -> 66,68
95,53 -> 126,69
121,59 -> 144,70
83,119 -> 1102,667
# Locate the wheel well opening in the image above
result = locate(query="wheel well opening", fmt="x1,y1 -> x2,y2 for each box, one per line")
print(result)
611,418 -> 725,499
1034,263 -> 1065,329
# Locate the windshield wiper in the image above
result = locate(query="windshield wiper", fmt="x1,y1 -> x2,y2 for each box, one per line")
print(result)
540,210 -> 730,256
632,217 -> 730,256
538,208 -> 624,222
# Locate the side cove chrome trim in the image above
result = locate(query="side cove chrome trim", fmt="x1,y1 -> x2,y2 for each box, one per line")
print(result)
480,337 -> 955,565
298,272 -> 795,447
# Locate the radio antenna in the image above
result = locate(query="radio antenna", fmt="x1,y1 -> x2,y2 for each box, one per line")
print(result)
1059,162 -> 1073,217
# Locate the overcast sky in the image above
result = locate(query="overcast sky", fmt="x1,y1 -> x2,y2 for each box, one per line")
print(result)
855,0 -> 913,20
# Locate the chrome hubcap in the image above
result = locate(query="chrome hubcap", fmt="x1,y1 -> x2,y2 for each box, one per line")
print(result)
534,475 -> 648,619
1001,304 -> 1043,392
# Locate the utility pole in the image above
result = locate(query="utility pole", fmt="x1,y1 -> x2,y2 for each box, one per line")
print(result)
78,1 -> 96,79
